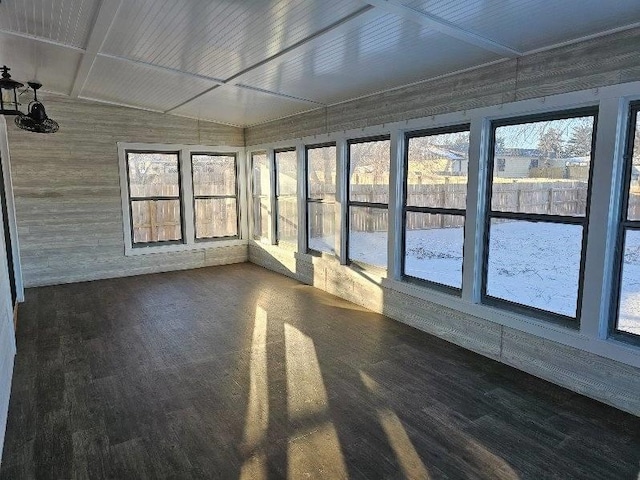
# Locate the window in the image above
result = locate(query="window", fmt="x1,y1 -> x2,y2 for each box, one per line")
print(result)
347,136 -> 390,268
306,144 -> 337,255
402,126 -> 470,290
119,143 -> 242,254
126,151 -> 183,245
191,153 -> 238,240
613,101 -> 640,342
275,149 -> 298,245
251,152 -> 270,241
483,109 -> 597,321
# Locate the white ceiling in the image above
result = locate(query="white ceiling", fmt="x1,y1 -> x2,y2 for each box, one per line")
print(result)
1,0 -> 639,127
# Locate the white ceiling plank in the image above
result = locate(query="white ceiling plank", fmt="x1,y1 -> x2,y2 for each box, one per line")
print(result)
70,0 -> 122,98
363,0 -> 522,58
0,27 -> 85,52
166,5 -> 381,113
97,52 -> 226,84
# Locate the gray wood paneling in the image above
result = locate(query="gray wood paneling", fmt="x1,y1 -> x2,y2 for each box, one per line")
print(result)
245,27 -> 640,146
249,243 -> 640,416
514,28 -> 640,101
6,95 -> 246,287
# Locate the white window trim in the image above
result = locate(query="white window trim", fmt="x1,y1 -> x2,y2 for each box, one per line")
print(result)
118,142 -> 246,256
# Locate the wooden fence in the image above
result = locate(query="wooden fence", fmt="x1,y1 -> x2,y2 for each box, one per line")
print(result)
132,198 -> 237,243
135,180 -> 640,241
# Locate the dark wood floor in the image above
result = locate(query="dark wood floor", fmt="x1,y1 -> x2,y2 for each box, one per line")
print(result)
0,263 -> 638,479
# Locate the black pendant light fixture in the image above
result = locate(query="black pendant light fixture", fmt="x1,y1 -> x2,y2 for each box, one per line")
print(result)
0,64 -> 59,134
0,65 -> 23,115
14,82 -> 59,134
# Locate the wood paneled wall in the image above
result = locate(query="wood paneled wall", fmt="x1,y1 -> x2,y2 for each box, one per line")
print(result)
6,96 -> 246,287
245,27 -> 640,145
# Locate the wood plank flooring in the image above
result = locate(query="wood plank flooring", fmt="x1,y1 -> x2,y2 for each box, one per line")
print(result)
1,263 -> 639,479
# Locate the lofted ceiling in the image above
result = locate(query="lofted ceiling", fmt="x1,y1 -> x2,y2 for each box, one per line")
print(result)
1,0 -> 639,127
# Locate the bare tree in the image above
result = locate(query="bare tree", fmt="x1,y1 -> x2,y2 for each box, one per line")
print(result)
538,127 -> 565,165
566,120 -> 593,157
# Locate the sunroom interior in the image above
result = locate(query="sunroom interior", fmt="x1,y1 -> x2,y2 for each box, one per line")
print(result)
0,0 -> 639,478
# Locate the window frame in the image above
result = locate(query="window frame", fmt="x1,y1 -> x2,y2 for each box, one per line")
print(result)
250,151 -> 271,242
401,124 -> 470,294
190,152 -> 240,241
346,135 -> 391,270
610,101 -> 640,346
118,142 -> 245,256
125,149 -> 185,248
481,107 -> 599,326
274,147 -> 298,246
305,142 -> 338,256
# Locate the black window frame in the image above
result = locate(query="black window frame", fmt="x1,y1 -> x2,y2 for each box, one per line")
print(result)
346,134 -> 391,270
401,124 -> 470,294
481,107 -> 599,327
125,149 -> 185,248
190,152 -> 240,241
305,142 -> 337,256
274,147 -> 298,246
251,151 -> 270,241
610,101 -> 640,346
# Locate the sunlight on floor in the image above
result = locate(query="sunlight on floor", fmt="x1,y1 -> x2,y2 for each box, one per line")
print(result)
361,371 -> 431,480
239,306 -> 269,480
285,323 -> 348,479
362,371 -> 519,480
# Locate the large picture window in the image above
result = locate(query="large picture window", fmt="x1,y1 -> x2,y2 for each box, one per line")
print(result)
251,152 -> 270,241
191,153 -> 238,240
483,109 -> 597,321
348,136 -> 390,268
306,144 -> 337,255
275,148 -> 298,245
613,101 -> 640,342
126,151 -> 183,245
402,126 -> 470,290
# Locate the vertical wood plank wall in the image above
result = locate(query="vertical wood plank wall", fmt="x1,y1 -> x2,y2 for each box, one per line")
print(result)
6,96 -> 246,287
245,28 -> 640,416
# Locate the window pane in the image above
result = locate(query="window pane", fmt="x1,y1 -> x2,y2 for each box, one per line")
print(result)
492,115 -> 594,216
349,206 -> 388,268
277,197 -> 297,244
195,198 -> 237,239
131,200 -> 181,244
253,197 -> 270,241
617,230 -> 640,336
404,212 -> 464,288
627,112 -> 640,220
308,202 -> 336,254
307,145 -> 336,201
192,154 -> 236,196
349,139 -> 390,204
486,219 -> 582,317
406,130 -> 469,208
276,150 -> 298,245
276,150 -> 297,196
252,152 -> 270,197
127,152 -> 179,198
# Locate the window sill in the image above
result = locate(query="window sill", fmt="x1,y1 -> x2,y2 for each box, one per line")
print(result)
125,238 -> 247,256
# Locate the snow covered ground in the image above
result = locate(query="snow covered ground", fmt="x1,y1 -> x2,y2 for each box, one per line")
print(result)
619,230 -> 640,335
348,223 -> 640,334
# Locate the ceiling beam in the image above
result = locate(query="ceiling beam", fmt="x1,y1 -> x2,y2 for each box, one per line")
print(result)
363,0 -> 522,58
165,5 -> 380,113
70,0 -> 122,97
